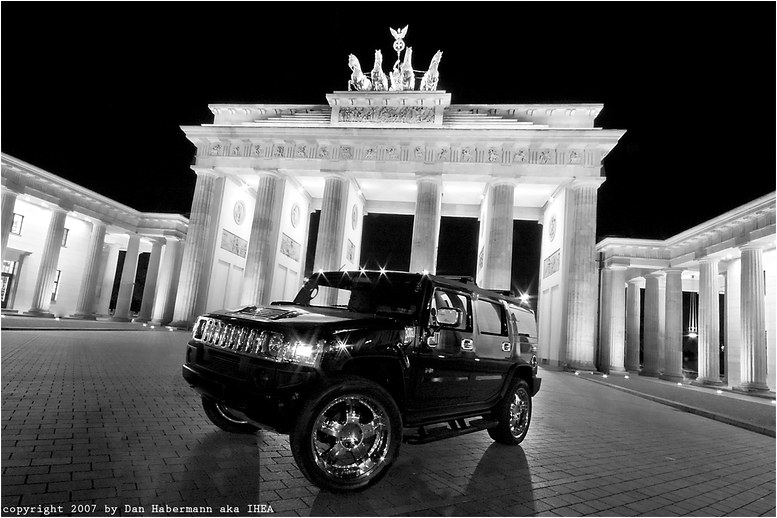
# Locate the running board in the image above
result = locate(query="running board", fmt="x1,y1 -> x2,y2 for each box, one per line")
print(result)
403,418 -> 498,444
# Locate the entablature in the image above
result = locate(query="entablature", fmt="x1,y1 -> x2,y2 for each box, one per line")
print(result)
1,153 -> 189,238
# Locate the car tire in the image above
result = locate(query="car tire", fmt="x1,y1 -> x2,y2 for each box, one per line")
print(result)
290,376 -> 402,492
487,379 -> 532,445
201,397 -> 259,434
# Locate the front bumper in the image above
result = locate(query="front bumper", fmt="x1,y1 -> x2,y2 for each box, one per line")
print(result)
182,342 -> 319,433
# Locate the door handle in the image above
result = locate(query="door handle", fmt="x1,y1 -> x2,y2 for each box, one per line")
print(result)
461,338 -> 474,351
501,341 -> 512,352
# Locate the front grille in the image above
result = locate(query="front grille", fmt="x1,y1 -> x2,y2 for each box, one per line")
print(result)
194,317 -> 268,356
192,316 -> 326,367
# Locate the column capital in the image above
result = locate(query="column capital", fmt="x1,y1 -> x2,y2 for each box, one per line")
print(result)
644,271 -> 664,279
698,257 -> 719,265
319,171 -> 348,181
486,177 -> 517,188
739,243 -> 765,252
144,236 -> 167,247
568,177 -> 606,190
191,166 -> 220,178
1,184 -> 24,197
662,268 -> 685,275
251,168 -> 283,179
414,174 -> 443,185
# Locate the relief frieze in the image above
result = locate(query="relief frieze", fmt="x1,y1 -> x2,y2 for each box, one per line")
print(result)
199,139 -> 598,168
337,106 -> 435,124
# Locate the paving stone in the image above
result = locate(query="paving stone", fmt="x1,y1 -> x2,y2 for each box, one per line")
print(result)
1,329 -> 775,516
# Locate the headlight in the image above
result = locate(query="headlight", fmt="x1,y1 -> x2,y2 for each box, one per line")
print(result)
192,317 -> 324,367
288,340 -> 325,366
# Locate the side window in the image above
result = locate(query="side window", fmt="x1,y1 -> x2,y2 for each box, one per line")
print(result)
476,299 -> 507,336
508,304 -> 537,354
430,288 -> 471,331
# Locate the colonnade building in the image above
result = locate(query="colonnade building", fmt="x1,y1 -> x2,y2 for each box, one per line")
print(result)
597,192 -> 776,392
1,153 -> 187,324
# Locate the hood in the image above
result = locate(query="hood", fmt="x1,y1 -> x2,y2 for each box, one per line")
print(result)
209,304 -> 406,330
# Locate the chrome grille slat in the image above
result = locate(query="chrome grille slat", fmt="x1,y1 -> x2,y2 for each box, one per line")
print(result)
194,317 -> 275,360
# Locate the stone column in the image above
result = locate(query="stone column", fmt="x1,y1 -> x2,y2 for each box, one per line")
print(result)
641,273 -> 662,377
565,179 -> 601,370
314,174 -> 348,305
625,279 -> 642,372
240,172 -> 282,306
737,245 -> 769,392
26,206 -> 68,317
695,259 -> 723,385
602,266 -> 627,374
111,234 -> 141,322
151,237 -> 184,326
657,278 -> 666,372
70,221 -> 108,319
480,181 -> 515,291
170,170 -> 218,328
135,238 -> 164,323
661,269 -> 685,381
95,243 -> 120,316
409,176 -> 442,274
1,188 -> 20,262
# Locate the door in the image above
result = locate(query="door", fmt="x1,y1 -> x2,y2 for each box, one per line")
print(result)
468,296 -> 512,405
410,287 -> 475,411
2,260 -> 18,309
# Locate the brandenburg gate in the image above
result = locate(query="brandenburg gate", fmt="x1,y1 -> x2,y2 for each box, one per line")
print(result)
169,28 -> 626,370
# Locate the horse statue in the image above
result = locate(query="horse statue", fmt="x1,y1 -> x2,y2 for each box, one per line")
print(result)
420,50 -> 443,91
390,46 -> 415,91
371,49 -> 389,91
348,54 -> 372,91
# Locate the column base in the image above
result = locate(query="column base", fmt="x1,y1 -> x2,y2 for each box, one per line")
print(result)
733,382 -> 772,394
692,377 -> 725,387
563,361 -> 597,373
607,367 -> 629,376
110,316 -> 133,323
68,313 -> 97,321
639,370 -> 661,378
150,318 -> 173,327
133,317 -> 152,324
167,320 -> 194,330
659,373 -> 685,383
23,309 -> 55,318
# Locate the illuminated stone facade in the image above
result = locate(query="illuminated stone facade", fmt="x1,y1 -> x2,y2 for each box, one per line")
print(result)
1,153 -> 187,322
597,193 -> 777,391
173,89 -> 626,371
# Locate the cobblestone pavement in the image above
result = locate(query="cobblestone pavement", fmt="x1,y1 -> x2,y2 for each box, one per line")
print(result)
1,329 -> 775,517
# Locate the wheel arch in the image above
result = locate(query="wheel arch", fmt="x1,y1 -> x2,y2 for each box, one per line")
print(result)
336,356 -> 407,414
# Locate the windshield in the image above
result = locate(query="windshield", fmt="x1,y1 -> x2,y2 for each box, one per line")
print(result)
293,271 -> 425,318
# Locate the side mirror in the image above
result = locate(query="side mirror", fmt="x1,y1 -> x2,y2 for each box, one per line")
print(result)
436,307 -> 461,327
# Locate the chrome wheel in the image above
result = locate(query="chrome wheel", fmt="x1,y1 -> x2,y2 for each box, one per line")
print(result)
509,388 -> 530,438
488,380 -> 532,445
310,395 -> 391,481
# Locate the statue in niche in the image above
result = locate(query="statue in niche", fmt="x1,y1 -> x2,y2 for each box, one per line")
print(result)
420,50 -> 443,91
347,54 -> 372,91
371,50 -> 389,91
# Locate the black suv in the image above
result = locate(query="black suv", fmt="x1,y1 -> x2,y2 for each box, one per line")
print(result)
182,270 -> 541,492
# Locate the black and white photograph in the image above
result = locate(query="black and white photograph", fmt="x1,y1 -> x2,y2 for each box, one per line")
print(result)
1,2 -> 775,517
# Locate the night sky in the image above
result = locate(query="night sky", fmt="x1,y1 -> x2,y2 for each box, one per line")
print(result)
2,2 -> 775,298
